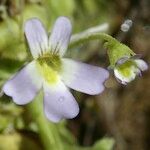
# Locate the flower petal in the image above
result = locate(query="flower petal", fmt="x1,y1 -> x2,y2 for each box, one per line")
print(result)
24,18 -> 48,58
114,66 -> 137,84
49,17 -> 72,56
134,59 -> 148,71
61,58 -> 109,95
3,61 -> 42,105
43,81 -> 79,122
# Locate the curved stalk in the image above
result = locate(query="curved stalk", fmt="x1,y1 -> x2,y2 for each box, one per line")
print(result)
69,29 -> 116,49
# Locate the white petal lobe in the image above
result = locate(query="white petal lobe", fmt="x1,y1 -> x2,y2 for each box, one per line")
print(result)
61,58 -> 109,95
3,61 -> 42,105
49,17 -> 72,56
43,81 -> 79,122
134,59 -> 148,71
24,18 -> 48,58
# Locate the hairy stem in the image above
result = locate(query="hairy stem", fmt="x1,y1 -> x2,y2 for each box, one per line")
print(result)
69,23 -> 116,48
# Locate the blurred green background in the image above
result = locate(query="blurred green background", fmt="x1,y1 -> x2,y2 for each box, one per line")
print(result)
0,0 -> 149,150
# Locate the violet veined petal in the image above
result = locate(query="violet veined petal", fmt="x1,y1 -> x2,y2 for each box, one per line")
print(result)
3,61 -> 42,105
43,81 -> 79,123
24,18 -> 48,58
134,59 -> 148,71
60,58 -> 109,95
49,17 -> 72,56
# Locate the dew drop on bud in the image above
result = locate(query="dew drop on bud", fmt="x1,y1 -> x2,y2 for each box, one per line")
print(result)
121,19 -> 133,32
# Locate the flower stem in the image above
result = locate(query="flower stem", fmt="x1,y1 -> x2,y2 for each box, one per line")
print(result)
69,31 -> 116,48
27,94 -> 63,150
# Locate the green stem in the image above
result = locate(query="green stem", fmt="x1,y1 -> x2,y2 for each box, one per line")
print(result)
27,94 -> 63,150
69,29 -> 135,68
69,32 -> 116,48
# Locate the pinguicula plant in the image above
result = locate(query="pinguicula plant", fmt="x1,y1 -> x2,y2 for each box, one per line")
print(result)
70,30 -> 148,85
3,17 -> 109,122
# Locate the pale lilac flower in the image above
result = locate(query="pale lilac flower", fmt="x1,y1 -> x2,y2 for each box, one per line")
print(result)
114,55 -> 148,85
3,17 -> 109,122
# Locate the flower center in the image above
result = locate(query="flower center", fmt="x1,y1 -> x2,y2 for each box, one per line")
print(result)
116,60 -> 136,78
36,53 -> 62,84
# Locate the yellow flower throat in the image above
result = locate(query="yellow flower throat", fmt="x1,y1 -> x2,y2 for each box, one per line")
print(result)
116,60 -> 137,78
36,53 -> 62,84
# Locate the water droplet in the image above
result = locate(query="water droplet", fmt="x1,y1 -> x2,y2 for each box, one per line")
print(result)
58,96 -> 65,102
121,19 -> 133,32
124,19 -> 133,27
121,24 -> 130,32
